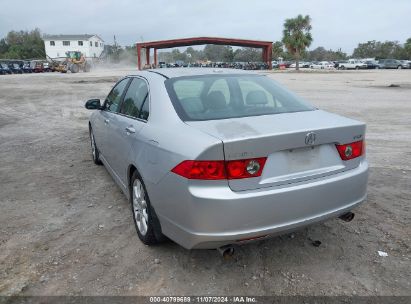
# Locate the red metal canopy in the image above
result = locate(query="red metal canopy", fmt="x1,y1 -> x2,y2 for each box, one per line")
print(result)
136,37 -> 273,70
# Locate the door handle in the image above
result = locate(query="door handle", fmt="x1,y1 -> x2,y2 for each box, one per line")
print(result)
104,119 -> 110,124
125,126 -> 136,134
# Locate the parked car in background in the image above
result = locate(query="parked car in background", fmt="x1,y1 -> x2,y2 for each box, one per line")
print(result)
301,61 -> 310,68
271,61 -> 279,68
30,61 -> 44,73
22,61 -> 33,73
43,62 -> 51,72
338,59 -> 367,70
0,62 -> 12,74
400,60 -> 410,69
364,60 -> 380,69
290,62 -> 310,68
8,62 -> 23,74
378,59 -> 403,69
0,64 -> 7,75
310,61 -> 334,69
85,68 -> 368,251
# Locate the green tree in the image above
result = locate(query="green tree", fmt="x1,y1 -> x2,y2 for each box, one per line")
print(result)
233,48 -> 262,62
352,40 -> 406,59
307,47 -> 347,61
404,38 -> 411,59
282,14 -> 313,70
0,28 -> 45,59
272,41 -> 284,60
222,46 -> 234,62
204,44 -> 226,62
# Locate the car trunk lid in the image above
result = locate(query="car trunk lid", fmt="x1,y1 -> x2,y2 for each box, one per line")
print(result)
185,110 -> 366,191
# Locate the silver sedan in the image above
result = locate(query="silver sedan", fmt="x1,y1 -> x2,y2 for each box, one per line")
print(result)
85,68 -> 368,250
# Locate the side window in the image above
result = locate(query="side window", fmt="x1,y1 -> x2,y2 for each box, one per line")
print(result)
105,79 -> 129,112
173,80 -> 204,114
120,78 -> 149,120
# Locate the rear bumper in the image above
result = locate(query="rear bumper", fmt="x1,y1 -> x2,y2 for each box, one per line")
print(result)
150,161 -> 368,249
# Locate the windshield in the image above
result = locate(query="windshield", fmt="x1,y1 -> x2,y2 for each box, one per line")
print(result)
165,74 -> 315,121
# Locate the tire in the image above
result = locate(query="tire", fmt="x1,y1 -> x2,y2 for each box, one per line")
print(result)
130,171 -> 165,245
355,66 -> 359,70
397,65 -> 402,69
89,127 -> 102,165
70,64 -> 79,73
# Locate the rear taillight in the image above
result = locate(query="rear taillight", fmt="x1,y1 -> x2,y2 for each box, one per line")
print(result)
171,157 -> 267,180
171,160 -> 226,180
336,140 -> 364,160
226,157 -> 267,179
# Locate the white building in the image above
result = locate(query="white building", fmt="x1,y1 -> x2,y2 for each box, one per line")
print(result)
43,34 -> 104,59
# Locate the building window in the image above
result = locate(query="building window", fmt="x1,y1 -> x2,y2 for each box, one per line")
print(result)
90,41 -> 92,46
100,43 -> 103,47
50,41 -> 55,46
78,41 -> 83,46
63,41 -> 70,46
95,42 -> 98,47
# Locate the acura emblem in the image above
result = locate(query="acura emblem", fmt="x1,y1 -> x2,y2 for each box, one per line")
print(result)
305,132 -> 316,145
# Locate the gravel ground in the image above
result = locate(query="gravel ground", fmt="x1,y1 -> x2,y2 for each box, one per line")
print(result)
0,68 -> 410,296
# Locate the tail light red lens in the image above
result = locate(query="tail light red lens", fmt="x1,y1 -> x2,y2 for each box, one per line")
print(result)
226,157 -> 267,179
171,160 -> 226,180
336,140 -> 364,160
171,157 -> 267,180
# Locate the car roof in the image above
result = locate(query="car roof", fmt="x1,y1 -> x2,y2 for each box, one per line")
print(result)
144,67 -> 255,79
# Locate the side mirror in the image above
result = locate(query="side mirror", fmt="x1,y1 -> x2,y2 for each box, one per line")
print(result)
85,99 -> 102,110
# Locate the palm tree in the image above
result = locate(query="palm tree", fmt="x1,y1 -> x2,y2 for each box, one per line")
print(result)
282,15 -> 313,70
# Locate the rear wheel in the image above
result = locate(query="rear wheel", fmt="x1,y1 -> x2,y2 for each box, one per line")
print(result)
397,65 -> 402,69
130,171 -> 165,245
355,66 -> 360,70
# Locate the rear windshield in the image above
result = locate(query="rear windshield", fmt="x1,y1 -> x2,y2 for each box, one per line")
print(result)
165,74 -> 315,121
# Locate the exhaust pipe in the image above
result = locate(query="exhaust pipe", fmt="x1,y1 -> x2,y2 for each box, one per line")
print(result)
339,212 -> 355,222
217,245 -> 235,259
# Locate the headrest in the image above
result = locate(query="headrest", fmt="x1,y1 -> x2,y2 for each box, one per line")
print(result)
204,91 -> 227,110
246,90 -> 268,105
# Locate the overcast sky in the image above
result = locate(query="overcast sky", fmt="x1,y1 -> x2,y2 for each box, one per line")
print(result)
1,0 -> 410,53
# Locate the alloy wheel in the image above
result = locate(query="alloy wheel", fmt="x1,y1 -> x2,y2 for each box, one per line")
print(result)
133,179 -> 148,235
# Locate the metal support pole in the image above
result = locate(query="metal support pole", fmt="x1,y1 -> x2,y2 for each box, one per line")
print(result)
146,48 -> 150,67
267,45 -> 273,69
137,44 -> 142,70
154,49 -> 157,67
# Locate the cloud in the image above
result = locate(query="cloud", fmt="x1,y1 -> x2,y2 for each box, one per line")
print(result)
0,0 -> 410,53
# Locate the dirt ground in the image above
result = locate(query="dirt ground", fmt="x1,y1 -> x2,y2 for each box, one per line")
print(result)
0,68 -> 410,296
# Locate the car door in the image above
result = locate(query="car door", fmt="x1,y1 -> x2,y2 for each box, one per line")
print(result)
109,77 -> 150,185
97,78 -> 131,167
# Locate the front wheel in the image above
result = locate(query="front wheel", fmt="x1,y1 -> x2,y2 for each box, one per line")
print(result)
130,172 -> 165,245
70,64 -> 79,73
89,128 -> 102,165
397,65 -> 402,69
